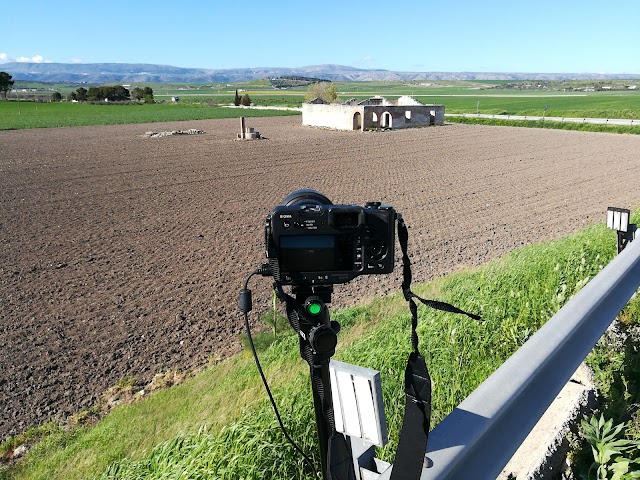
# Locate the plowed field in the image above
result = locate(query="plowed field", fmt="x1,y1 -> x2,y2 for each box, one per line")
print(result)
2,116 -> 639,439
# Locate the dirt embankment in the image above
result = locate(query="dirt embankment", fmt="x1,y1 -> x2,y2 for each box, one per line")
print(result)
1,117 -> 639,440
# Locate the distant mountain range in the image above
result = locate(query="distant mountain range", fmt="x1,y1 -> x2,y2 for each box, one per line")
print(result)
2,62 -> 639,84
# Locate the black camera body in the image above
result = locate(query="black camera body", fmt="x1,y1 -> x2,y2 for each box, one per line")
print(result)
266,190 -> 396,286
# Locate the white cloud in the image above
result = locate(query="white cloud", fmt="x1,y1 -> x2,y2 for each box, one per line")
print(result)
71,58 -> 83,64
16,54 -> 47,63
0,53 -> 7,61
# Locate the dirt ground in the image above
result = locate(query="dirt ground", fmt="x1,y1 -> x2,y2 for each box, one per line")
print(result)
1,116 -> 639,440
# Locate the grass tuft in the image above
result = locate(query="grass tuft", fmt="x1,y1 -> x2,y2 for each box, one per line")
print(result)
447,116 -> 640,135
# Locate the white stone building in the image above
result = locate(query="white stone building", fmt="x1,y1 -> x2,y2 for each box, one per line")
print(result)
302,95 -> 445,131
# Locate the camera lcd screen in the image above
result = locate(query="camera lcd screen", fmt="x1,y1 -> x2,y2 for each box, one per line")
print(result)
280,235 -> 342,272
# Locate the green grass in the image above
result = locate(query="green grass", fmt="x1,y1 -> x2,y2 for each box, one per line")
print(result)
0,102 -> 299,130
447,116 -> 640,135
434,93 -> 640,119
159,89 -> 640,119
4,79 -> 639,130
4,211 -> 639,480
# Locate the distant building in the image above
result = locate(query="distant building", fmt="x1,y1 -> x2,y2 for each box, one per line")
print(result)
302,96 -> 445,131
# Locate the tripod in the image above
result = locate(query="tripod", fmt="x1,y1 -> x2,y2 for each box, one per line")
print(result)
279,284 -> 355,480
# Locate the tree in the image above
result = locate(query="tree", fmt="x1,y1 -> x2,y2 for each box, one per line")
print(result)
76,87 -> 88,101
0,71 -> 14,100
87,87 -> 101,101
234,89 -> 241,106
304,82 -> 338,103
132,87 -> 145,101
240,94 -> 251,106
131,87 -> 153,102
111,85 -> 130,101
143,86 -> 154,103
87,85 -> 130,102
51,92 -> 62,102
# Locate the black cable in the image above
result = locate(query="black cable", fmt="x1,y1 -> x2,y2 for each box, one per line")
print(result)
241,271 -> 319,479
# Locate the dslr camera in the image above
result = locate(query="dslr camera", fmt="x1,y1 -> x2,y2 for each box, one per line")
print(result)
265,190 -> 396,286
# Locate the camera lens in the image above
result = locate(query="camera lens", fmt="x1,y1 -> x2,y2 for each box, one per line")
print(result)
280,189 -> 333,207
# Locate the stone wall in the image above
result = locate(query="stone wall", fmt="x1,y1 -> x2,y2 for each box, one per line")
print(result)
301,103 -> 363,130
362,105 -> 445,129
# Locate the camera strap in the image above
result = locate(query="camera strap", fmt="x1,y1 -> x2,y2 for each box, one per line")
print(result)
391,216 -> 480,480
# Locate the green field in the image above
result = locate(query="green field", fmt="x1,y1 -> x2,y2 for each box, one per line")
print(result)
3,90 -> 640,131
145,82 -> 640,119
0,102 -> 299,130
4,78 -> 640,130
420,93 -> 640,118
447,116 -> 640,135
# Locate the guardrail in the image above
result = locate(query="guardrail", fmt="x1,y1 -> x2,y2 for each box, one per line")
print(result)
413,236 -> 640,479
357,236 -> 640,479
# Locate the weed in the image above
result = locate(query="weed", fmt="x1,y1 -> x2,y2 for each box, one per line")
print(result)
581,414 -> 640,479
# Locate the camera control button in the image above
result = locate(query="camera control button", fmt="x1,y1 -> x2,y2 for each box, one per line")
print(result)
283,221 -> 291,228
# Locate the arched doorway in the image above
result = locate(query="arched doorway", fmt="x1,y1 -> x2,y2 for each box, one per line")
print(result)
353,112 -> 362,130
381,112 -> 392,129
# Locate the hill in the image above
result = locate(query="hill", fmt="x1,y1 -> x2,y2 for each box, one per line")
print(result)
2,62 -> 639,84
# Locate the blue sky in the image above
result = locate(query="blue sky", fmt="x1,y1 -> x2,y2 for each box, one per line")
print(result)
1,0 -> 638,74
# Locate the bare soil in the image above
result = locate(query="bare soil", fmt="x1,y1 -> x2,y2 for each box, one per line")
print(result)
1,117 -> 639,440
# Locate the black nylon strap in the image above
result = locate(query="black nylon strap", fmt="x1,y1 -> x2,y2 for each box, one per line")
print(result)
327,432 -> 356,480
410,293 -> 482,321
391,352 -> 432,480
391,216 -> 480,479
391,217 -> 432,479
398,216 -> 481,325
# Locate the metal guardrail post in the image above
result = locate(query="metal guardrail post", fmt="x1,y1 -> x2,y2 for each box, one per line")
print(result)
417,236 -> 640,480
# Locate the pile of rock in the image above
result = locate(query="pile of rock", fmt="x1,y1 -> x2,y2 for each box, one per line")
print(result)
144,129 -> 205,138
